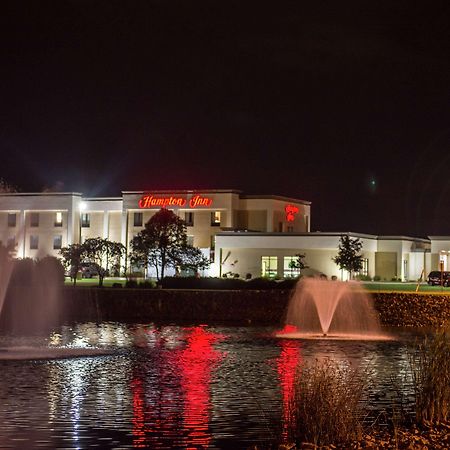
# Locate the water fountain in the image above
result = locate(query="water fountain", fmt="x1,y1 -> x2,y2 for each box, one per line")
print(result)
0,251 -> 110,360
278,277 -> 392,340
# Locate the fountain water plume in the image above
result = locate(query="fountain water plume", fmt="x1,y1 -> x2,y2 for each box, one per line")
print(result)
279,277 -> 391,340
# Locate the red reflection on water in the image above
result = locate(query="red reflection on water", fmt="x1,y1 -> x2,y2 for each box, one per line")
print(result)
276,338 -> 301,442
130,326 -> 224,449
178,326 -> 225,448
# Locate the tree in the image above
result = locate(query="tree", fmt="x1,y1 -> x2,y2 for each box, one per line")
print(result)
59,243 -> 85,285
332,235 -> 363,280
130,208 -> 203,281
82,238 -> 126,287
176,245 -> 210,276
288,253 -> 308,275
0,178 -> 17,193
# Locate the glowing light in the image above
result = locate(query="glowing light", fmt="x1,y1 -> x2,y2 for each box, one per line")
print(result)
285,204 -> 299,222
79,201 -> 87,211
139,194 -> 213,209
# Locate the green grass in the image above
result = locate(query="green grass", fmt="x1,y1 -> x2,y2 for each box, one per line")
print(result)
363,282 -> 450,293
64,278 -> 450,293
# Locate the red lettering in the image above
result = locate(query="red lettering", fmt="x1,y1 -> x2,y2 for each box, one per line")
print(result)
139,195 -> 187,209
189,195 -> 213,208
285,204 -> 299,222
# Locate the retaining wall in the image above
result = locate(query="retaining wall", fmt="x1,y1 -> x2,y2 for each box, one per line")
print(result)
61,288 -> 450,327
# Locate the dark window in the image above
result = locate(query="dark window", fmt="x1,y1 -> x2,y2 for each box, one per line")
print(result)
81,213 -> 90,228
134,212 -> 143,227
278,222 -> 283,232
30,235 -> 39,250
7,213 -> 16,227
53,235 -> 62,250
30,213 -> 39,227
185,212 -> 194,226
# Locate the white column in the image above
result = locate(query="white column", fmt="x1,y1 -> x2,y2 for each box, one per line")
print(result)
103,211 -> 110,239
18,210 -> 26,258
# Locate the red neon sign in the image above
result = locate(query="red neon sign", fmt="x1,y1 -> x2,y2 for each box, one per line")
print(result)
139,194 -> 213,209
285,204 -> 299,222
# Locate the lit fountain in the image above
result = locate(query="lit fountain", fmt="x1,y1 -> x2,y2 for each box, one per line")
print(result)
0,251 -> 110,360
278,277 -> 392,340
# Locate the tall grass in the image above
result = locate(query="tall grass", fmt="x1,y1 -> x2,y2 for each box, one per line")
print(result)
291,358 -> 371,446
410,326 -> 450,424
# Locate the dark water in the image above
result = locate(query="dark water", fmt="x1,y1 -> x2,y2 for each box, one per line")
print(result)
0,323 -> 420,449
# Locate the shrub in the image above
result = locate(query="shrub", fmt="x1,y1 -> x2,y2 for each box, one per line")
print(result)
356,274 -> 372,281
125,279 -> 138,288
292,359 -> 371,446
373,275 -> 381,281
139,280 -> 155,289
410,326 -> 450,424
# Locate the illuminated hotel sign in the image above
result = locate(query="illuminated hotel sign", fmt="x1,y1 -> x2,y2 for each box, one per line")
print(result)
139,194 -> 213,209
285,204 -> 299,222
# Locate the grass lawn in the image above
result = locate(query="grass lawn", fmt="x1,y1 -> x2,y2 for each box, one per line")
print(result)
65,277 -> 450,294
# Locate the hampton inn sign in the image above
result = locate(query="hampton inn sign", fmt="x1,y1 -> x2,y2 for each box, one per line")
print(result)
138,194 -> 214,209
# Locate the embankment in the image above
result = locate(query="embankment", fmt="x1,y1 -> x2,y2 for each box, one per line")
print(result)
61,288 -> 450,327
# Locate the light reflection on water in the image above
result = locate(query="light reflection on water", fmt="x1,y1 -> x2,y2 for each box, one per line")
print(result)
0,323 -> 419,449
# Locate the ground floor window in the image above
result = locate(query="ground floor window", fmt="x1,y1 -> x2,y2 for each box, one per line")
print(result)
283,256 -> 301,278
261,256 -> 277,278
361,258 -> 369,276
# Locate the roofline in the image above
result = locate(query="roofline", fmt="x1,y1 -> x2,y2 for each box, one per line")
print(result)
428,236 -> 450,240
240,194 -> 311,205
82,197 -> 123,201
122,189 -> 243,195
0,192 -> 83,197
216,231 -> 431,242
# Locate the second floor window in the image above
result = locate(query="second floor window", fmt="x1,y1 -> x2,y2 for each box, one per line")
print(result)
134,212 -> 143,227
211,211 -> 221,226
185,212 -> 194,226
81,213 -> 90,228
7,213 -> 16,227
55,212 -> 63,227
30,213 -> 39,227
53,235 -> 62,250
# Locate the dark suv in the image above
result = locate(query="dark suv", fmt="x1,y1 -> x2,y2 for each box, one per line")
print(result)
427,271 -> 450,287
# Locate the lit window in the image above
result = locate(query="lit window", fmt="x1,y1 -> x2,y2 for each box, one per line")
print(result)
361,258 -> 369,276
30,213 -> 39,227
30,235 -> 39,250
211,211 -> 221,226
81,213 -> 90,228
261,256 -> 278,278
7,213 -> 16,227
53,235 -> 62,250
283,256 -> 301,278
55,212 -> 63,227
185,212 -> 194,226
133,212 -> 143,227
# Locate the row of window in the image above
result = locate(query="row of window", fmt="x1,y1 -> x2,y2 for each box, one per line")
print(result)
261,256 -> 370,278
5,212 -> 63,228
82,211 -> 222,229
131,211 -> 222,228
3,235 -> 63,251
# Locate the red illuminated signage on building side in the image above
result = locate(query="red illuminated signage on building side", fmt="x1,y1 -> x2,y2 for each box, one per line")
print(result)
139,194 -> 213,209
285,204 -> 299,222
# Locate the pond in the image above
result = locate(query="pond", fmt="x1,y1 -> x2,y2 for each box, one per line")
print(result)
0,323 -> 421,449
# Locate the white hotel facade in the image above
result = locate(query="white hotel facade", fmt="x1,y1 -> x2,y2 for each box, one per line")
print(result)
0,189 -> 448,281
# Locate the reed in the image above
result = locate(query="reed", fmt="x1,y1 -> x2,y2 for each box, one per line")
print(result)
291,358 -> 371,446
410,326 -> 450,424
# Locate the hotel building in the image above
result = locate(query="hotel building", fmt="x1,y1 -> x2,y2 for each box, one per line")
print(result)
0,190 -> 448,281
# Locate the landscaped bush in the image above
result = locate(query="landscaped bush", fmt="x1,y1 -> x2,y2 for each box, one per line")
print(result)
159,276 -> 300,290
356,274 -> 372,281
373,275 -> 381,281
292,359 -> 371,446
410,326 -> 450,424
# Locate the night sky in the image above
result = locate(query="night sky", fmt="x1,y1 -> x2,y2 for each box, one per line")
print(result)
1,1 -> 450,237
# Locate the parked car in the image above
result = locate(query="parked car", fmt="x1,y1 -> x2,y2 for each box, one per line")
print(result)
80,262 -> 98,279
427,271 -> 450,286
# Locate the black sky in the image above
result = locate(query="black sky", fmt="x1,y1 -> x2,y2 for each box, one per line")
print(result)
1,0 -> 450,237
